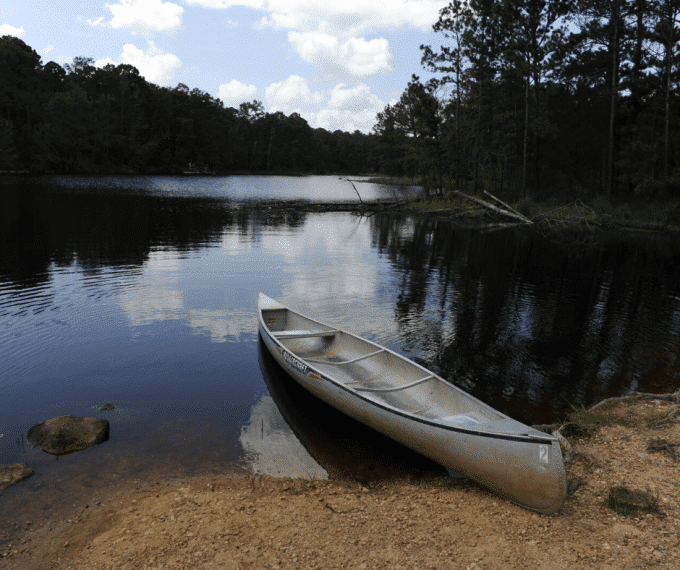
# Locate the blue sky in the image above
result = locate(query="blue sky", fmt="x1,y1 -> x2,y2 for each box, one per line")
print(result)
1,0 -> 448,133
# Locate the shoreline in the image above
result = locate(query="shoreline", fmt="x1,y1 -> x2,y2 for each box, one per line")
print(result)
2,391 -> 678,570
4,171 -> 678,233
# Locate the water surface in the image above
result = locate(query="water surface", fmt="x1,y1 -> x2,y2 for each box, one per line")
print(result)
1,174 -> 680,540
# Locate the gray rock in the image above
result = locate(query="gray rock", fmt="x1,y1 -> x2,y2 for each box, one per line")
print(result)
0,463 -> 34,490
27,415 -> 109,456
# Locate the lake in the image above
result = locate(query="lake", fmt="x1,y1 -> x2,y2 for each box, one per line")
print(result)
1,174 -> 680,533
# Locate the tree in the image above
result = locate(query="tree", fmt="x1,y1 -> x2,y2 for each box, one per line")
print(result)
573,0 -> 627,196
504,0 -> 569,196
649,0 -> 680,182
422,0 -> 470,189
0,37 -> 385,174
0,36 -> 43,167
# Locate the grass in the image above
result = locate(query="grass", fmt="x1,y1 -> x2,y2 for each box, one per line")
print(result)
399,186 -> 680,232
561,408 -> 636,439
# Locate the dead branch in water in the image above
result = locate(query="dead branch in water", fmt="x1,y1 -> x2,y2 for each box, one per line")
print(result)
483,190 -> 530,222
341,177 -> 363,205
453,190 -> 532,224
532,200 -> 601,234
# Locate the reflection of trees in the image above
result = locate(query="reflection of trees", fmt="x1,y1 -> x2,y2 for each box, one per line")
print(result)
370,215 -> 680,424
0,183 -> 310,286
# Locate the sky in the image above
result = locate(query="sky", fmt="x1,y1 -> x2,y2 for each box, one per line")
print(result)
0,0 -> 449,133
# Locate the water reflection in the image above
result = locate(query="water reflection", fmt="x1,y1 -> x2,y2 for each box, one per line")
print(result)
29,174 -> 409,202
256,339 -> 446,481
2,176 -> 680,436
239,394 -> 328,479
369,215 -> 680,423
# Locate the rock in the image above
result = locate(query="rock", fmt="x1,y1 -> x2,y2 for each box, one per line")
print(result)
100,403 -> 115,412
27,416 -> 109,456
607,486 -> 659,516
0,463 -> 34,490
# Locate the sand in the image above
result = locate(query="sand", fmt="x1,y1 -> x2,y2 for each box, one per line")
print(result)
1,397 -> 678,570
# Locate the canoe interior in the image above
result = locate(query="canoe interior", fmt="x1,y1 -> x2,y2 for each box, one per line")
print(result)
261,306 -> 538,436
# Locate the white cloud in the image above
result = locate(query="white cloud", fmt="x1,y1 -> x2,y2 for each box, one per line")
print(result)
250,1 -> 445,35
239,395 -> 328,478
264,75 -> 323,115
186,0 -> 263,7
88,0 -> 183,33
94,40 -> 181,86
218,80 -> 257,107
289,31 -> 392,79
40,45 -> 55,55
0,24 -> 25,37
312,84 -> 384,134
220,1 -> 442,78
327,83 -> 382,110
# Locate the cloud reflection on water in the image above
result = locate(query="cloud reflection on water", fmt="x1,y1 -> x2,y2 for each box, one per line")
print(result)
118,218 -> 398,345
239,395 -> 328,479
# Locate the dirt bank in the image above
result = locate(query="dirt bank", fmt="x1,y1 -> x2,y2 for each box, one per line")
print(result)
1,396 -> 678,570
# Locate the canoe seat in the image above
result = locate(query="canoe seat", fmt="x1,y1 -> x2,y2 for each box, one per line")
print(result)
272,330 -> 339,339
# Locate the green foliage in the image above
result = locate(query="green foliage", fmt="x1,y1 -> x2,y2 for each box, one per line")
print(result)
0,121 -> 19,169
0,38 -> 379,175
373,0 -> 680,204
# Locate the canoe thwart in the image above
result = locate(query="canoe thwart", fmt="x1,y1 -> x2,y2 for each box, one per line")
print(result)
307,349 -> 385,366
272,330 -> 339,339
355,374 -> 437,393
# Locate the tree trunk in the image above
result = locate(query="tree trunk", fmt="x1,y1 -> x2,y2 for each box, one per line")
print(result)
267,126 -> 274,171
665,56 -> 671,182
522,78 -> 529,199
662,2 -> 677,184
606,3 -> 620,197
454,189 -> 532,223
632,0 -> 645,102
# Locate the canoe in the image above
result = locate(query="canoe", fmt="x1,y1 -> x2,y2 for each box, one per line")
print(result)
257,293 -> 567,513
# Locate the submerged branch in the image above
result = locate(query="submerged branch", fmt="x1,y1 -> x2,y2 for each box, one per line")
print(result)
342,177 -> 363,205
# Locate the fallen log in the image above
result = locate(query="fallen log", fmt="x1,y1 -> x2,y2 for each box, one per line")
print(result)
483,191 -> 531,222
453,190 -> 532,224
589,390 -> 680,410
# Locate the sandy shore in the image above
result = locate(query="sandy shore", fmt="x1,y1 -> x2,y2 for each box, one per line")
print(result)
1,396 -> 678,570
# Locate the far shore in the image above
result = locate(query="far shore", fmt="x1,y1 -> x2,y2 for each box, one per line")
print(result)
3,170 -> 679,233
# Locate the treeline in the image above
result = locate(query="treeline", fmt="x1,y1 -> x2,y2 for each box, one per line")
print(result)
374,0 -> 680,201
0,36 -> 381,175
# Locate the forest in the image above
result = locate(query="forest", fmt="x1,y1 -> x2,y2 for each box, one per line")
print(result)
0,36 -> 380,176
377,0 -> 680,202
2,0 -> 679,205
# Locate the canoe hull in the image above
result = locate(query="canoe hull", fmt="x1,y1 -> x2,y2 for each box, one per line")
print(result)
258,294 -> 567,514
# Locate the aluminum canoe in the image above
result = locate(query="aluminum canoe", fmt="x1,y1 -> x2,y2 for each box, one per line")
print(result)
257,293 -> 567,514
